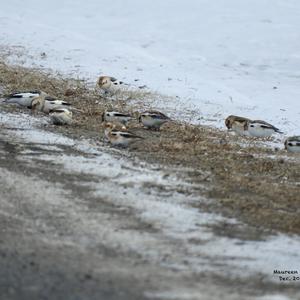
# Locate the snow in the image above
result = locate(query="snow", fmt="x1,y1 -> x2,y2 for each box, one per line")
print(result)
1,2 -> 300,298
1,110 -> 300,288
0,0 -> 300,136
0,111 -> 75,145
146,291 -> 294,300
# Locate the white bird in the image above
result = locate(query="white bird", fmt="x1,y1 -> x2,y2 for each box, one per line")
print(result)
97,76 -> 126,94
31,95 -> 73,114
102,111 -> 133,125
225,115 -> 251,136
246,120 -> 283,138
104,122 -> 142,147
2,90 -> 47,108
284,136 -> 300,153
49,108 -> 73,125
104,122 -> 126,140
139,111 -> 170,130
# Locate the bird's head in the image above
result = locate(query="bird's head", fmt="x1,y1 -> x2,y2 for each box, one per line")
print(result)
98,76 -> 111,87
225,115 -> 235,129
30,97 -> 42,111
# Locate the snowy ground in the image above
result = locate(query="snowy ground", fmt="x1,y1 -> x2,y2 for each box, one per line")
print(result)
1,0 -> 300,135
1,1 -> 300,299
1,110 -> 300,300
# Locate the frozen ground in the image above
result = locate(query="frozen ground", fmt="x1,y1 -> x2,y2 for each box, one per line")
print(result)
0,110 -> 300,300
0,0 -> 300,135
1,1 -> 300,299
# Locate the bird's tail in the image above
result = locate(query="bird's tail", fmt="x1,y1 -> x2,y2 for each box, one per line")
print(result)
276,129 -> 284,134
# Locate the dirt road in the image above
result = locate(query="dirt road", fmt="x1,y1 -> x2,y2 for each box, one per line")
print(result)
0,110 -> 299,300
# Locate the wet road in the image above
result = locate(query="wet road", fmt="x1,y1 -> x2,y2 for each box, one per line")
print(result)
0,110 -> 299,300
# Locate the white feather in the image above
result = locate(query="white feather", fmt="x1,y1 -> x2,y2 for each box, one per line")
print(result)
3,91 -> 46,108
285,137 -> 300,153
140,112 -> 170,129
49,109 -> 72,125
247,122 -> 277,138
103,111 -> 132,124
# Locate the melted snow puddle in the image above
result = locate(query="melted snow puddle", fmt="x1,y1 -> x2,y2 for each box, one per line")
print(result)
1,111 -> 300,299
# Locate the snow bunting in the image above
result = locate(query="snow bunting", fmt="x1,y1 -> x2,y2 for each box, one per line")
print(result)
139,111 -> 170,130
225,115 -> 251,136
246,120 -> 283,138
49,108 -> 73,125
101,111 -> 132,125
104,122 -> 125,140
104,122 -> 142,147
2,90 -> 47,108
97,76 -> 126,94
31,95 -> 73,114
284,136 -> 300,153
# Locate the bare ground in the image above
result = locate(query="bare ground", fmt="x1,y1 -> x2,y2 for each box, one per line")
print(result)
0,60 -> 300,299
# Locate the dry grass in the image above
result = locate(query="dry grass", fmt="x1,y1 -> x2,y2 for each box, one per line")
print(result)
131,122 -> 300,235
1,60 -> 300,235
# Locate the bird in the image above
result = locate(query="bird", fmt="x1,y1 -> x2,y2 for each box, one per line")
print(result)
139,110 -> 170,130
2,90 -> 47,108
225,115 -> 251,136
97,76 -> 126,94
101,110 -> 133,125
31,95 -> 74,114
284,136 -> 300,153
104,122 -> 127,140
104,122 -> 143,147
49,108 -> 73,125
246,120 -> 283,138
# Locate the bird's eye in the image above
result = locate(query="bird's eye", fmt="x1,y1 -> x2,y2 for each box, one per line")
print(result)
250,125 -> 254,127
